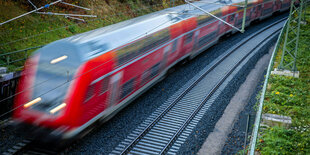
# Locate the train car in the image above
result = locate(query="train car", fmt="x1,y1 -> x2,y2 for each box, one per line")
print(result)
12,0 -> 291,141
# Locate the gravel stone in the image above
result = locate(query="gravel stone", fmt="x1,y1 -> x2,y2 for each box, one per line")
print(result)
0,12 -> 288,154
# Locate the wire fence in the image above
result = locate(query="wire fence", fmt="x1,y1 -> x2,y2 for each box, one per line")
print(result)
248,19 -> 288,155
249,1 -> 310,153
0,45 -> 43,68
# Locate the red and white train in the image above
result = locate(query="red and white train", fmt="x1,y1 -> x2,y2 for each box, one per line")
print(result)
13,0 -> 291,140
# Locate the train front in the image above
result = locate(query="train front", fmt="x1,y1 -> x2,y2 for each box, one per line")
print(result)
12,40 -> 83,141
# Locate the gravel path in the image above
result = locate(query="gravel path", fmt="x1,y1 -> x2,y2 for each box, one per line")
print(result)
220,47 -> 274,155
198,45 -> 274,155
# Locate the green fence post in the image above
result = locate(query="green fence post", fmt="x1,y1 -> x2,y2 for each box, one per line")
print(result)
279,0 -> 304,72
241,0 -> 248,33
6,56 -> 10,66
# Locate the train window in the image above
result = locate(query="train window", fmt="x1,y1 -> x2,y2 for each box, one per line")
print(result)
229,15 -> 235,22
263,7 -> 273,15
84,84 -> 95,103
171,40 -> 178,53
116,42 -> 139,66
150,63 -> 160,78
197,15 -> 213,26
116,29 -> 170,66
141,70 -> 150,86
139,29 -> 170,54
100,77 -> 110,95
251,7 -> 254,13
184,32 -> 193,44
197,9 -> 221,26
198,31 -> 217,49
236,18 -> 243,27
120,78 -> 136,99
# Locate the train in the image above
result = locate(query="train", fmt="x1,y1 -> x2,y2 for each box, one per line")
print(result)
12,0 -> 291,141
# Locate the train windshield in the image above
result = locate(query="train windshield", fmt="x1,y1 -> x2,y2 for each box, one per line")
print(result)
30,41 -> 81,114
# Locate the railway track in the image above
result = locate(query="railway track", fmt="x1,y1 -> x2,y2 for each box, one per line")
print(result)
111,18 -> 286,155
0,118 -> 12,129
2,18 -> 285,155
2,139 -> 34,155
2,139 -> 59,155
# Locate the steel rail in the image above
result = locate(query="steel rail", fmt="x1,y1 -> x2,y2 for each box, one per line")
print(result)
160,24 -> 283,155
3,138 -> 59,155
0,118 -> 12,129
2,139 -> 32,155
119,17 -> 287,155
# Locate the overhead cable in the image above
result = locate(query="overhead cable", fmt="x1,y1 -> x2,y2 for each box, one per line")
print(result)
0,0 -> 63,26
0,7 -> 175,120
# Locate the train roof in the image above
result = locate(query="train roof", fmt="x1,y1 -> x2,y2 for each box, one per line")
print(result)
51,0 -> 244,61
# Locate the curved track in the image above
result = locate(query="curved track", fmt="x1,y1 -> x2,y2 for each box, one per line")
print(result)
111,18 -> 286,155
2,139 -> 59,155
1,17 -> 286,155
2,139 -> 31,155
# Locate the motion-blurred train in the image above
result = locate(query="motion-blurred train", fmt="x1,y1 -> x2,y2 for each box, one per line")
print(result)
13,0 -> 291,141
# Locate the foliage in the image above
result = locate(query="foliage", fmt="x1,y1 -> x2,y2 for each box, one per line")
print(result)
256,5 -> 310,154
257,127 -> 310,154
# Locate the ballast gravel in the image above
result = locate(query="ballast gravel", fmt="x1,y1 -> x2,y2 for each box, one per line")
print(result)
0,12 -> 288,154
66,13 -> 287,154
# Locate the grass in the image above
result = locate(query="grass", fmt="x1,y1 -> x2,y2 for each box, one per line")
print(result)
256,5 -> 310,154
0,0 -> 184,71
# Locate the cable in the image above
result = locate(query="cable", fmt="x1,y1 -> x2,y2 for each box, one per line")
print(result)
0,3 -> 164,69
0,2 -> 167,93
0,3 -> 164,47
0,9 -> 88,36
0,1 -> 188,120
0,7 -> 159,67
0,46 -> 43,57
0,0 -> 98,26
0,6 -> 177,119
1,5 -> 165,77
0,0 -> 62,26
0,3 -> 165,71
0,21 -> 90,47
0,0 -> 159,36
0,3 -> 164,57
0,3 -> 169,107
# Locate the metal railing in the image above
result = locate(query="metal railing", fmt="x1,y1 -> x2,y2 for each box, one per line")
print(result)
248,19 -> 288,155
0,46 -> 43,67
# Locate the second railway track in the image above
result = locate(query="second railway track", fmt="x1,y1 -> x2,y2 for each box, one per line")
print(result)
111,18 -> 286,155
1,18 -> 286,155
2,138 -> 59,155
